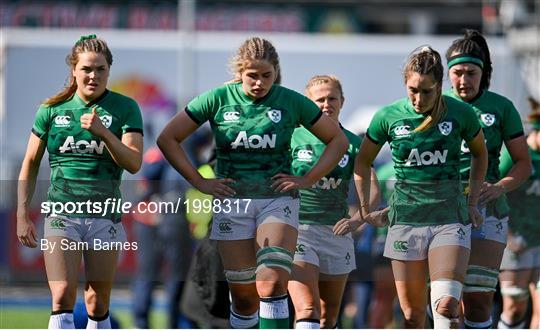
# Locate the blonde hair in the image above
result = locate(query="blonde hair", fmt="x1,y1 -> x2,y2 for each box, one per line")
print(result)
304,75 -> 344,102
528,97 -> 540,125
228,37 -> 281,84
403,46 -> 447,132
44,35 -> 113,106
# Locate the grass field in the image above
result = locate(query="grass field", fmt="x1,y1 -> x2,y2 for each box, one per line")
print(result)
0,307 -> 167,329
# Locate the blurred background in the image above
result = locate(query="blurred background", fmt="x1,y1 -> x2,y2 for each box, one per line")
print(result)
0,0 -> 539,328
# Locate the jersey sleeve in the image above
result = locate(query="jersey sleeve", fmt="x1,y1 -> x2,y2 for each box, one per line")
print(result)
296,93 -> 323,128
460,105 -> 481,142
366,108 -> 389,145
502,100 -> 524,140
185,89 -> 219,125
353,133 -> 363,151
498,146 -> 513,177
122,98 -> 144,135
31,105 -> 51,140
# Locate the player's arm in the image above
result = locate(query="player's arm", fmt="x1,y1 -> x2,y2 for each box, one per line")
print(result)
467,129 -> 488,226
355,138 -> 382,218
81,108 -> 143,174
333,139 -> 383,235
481,135 -> 531,204
341,158 -> 382,225
17,133 -> 46,248
303,115 -> 348,184
104,131 -> 143,174
272,115 -> 348,192
157,111 -> 235,198
368,167 -> 381,211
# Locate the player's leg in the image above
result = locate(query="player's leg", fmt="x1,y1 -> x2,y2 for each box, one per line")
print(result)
498,246 -> 535,329
319,273 -> 349,328
255,196 -> 300,329
463,215 -> 508,328
392,259 -> 429,328
530,270 -> 540,329
44,216 -> 84,329
289,224 -> 322,329
384,224 -> 432,328
426,223 -> 471,329
428,244 -> 470,329
83,218 -> 127,328
317,225 -> 355,328
218,239 -> 260,329
289,261 -> 321,329
84,249 -> 120,329
368,259 -> 398,328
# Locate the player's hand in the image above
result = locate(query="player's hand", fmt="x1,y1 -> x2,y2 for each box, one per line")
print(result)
468,205 -> 484,228
194,178 -> 236,199
507,234 -> 527,254
271,174 -> 313,193
479,182 -> 505,206
364,208 -> 390,227
17,216 -> 38,248
333,218 -> 365,236
81,107 -> 108,137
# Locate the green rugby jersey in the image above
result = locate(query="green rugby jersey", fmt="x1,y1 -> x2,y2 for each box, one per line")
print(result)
445,89 -> 524,218
186,82 -> 322,198
32,90 -> 143,221
375,161 -> 396,238
366,96 -> 480,226
376,161 -> 396,205
291,126 -> 361,225
500,146 -> 540,246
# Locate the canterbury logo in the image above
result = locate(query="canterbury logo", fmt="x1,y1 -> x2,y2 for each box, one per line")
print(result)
393,240 -> 408,252
296,243 -> 306,254
54,116 -> 70,127
394,125 -> 411,137
457,228 -> 466,239
297,149 -> 313,162
223,111 -> 240,122
50,219 -> 66,230
218,222 -> 232,233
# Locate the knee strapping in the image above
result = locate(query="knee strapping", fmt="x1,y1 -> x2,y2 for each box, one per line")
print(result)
463,265 -> 499,293
256,246 -> 294,274
430,279 -> 462,329
500,286 -> 530,301
225,267 -> 256,284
